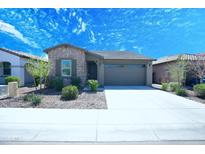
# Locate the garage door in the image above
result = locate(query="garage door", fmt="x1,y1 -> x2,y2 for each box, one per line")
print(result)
104,64 -> 146,85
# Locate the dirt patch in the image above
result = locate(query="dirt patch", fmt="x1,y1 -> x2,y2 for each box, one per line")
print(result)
0,87 -> 107,109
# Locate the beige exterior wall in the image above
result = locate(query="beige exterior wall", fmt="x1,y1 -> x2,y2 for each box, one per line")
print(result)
48,46 -> 87,85
153,61 -> 176,83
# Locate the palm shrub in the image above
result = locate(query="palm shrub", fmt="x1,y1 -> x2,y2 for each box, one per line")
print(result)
71,77 -> 81,89
5,76 -> 20,87
193,84 -> 205,98
161,83 -> 169,91
87,80 -> 99,92
61,85 -> 79,100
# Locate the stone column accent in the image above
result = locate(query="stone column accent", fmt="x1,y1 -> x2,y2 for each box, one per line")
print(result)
8,82 -> 18,97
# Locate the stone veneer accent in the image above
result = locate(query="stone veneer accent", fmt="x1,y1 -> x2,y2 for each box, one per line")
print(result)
48,46 -> 87,85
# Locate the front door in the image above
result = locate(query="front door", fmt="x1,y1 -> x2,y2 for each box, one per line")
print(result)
87,61 -> 97,80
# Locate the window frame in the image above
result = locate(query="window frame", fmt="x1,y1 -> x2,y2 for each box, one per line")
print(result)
3,62 -> 11,76
61,59 -> 72,77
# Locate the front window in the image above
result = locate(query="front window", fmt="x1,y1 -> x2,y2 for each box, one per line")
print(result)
61,60 -> 72,77
0,62 -> 11,76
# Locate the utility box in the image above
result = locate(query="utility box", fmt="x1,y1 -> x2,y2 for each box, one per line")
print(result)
8,82 -> 18,97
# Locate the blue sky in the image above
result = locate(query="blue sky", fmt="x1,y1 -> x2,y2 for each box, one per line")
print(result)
0,8 -> 205,58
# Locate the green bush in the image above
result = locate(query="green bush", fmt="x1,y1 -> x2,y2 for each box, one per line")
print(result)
87,80 -> 99,92
169,82 -> 180,92
23,93 -> 43,106
47,77 -> 64,91
31,95 -> 43,106
5,76 -> 20,86
46,77 -> 55,88
71,77 -> 81,89
23,93 -> 35,102
61,85 -> 79,100
175,88 -> 187,96
193,84 -> 205,98
54,77 -> 64,91
161,83 -> 169,91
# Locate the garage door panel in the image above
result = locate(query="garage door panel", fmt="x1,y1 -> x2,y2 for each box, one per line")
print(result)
104,64 -> 146,85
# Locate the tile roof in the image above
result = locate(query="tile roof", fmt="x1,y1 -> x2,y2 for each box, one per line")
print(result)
153,53 -> 205,65
0,48 -> 47,61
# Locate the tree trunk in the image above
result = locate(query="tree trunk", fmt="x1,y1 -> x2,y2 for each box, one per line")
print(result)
33,77 -> 37,91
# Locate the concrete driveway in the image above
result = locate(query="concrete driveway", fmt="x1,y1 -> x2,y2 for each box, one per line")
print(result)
1,86 -> 205,143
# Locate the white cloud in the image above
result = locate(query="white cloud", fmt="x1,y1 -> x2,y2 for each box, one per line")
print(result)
119,46 -> 126,51
55,8 -> 61,14
0,20 -> 39,48
72,17 -> 87,35
72,12 -> 76,17
133,45 -> 143,54
81,22 -> 86,32
90,30 -> 96,43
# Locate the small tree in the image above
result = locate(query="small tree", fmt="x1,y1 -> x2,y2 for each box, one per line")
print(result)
167,55 -> 187,86
26,59 -> 51,90
189,56 -> 205,83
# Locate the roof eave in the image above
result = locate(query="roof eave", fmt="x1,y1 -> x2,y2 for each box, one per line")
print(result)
44,43 -> 87,53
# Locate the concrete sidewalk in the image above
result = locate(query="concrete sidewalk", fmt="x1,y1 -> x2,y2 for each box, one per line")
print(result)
1,86 -> 205,143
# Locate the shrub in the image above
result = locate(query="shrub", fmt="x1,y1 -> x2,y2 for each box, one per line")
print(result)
169,82 -> 180,92
5,76 -> 20,86
193,84 -> 205,98
71,77 -> 81,89
161,83 -> 169,91
47,77 -> 64,91
175,88 -> 187,96
31,95 -> 43,106
61,85 -> 79,100
87,80 -> 99,92
23,93 -> 35,102
46,77 -> 55,88
23,93 -> 43,106
54,77 -> 64,91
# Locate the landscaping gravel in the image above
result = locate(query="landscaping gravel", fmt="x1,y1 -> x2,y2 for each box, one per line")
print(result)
0,87 -> 107,109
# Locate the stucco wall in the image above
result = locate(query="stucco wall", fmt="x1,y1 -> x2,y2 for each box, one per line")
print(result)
146,61 -> 153,86
0,49 -> 25,86
47,46 -> 87,85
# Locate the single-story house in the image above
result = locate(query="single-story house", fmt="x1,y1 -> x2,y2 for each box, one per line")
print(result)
153,53 -> 205,85
44,43 -> 154,86
0,48 -> 46,86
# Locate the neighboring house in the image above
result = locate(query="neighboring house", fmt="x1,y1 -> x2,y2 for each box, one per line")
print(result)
153,54 -> 205,85
44,43 -> 154,86
0,48 -> 46,86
